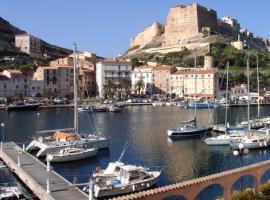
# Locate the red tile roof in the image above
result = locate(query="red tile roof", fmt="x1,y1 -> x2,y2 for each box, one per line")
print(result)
7,69 -> 22,74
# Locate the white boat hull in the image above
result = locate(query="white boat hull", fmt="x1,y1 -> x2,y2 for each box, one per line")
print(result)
94,173 -> 159,198
47,148 -> 98,162
230,141 -> 269,150
26,136 -> 110,157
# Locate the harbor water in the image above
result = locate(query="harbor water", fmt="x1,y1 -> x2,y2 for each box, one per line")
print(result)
1,105 -> 270,199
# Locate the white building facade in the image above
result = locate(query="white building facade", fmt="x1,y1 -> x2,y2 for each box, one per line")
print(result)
96,58 -> 132,97
131,66 -> 153,94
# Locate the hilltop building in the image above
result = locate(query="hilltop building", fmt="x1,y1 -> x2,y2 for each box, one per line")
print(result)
163,3 -> 218,46
15,33 -> 41,58
96,58 -> 132,98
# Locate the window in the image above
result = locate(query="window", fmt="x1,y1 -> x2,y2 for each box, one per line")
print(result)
66,79 -> 69,82
37,87 -> 40,90
47,81 -> 49,85
24,85 -> 28,89
24,79 -> 27,83
4,84 -> 6,89
53,70 -> 56,74
125,72 -> 129,76
16,85 -> 19,89
32,87 -> 35,90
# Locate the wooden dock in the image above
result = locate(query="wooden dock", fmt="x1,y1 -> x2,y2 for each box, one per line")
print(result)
0,142 -> 88,200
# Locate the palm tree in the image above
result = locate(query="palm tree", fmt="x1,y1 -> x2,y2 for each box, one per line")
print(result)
135,79 -> 145,95
120,78 -> 132,99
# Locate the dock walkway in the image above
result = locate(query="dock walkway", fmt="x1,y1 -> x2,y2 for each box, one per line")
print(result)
0,142 -> 88,200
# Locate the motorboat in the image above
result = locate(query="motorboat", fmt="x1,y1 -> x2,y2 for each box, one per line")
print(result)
26,44 -> 110,157
187,101 -> 214,109
0,186 -> 23,199
108,105 -> 122,113
6,101 -> 39,111
167,116 -> 212,139
78,105 -> 108,113
46,147 -> 98,163
86,161 -> 161,198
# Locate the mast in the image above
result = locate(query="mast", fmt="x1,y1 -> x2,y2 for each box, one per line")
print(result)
194,55 -> 197,120
247,55 -> 250,130
225,61 -> 229,134
256,54 -> 260,117
73,43 -> 78,134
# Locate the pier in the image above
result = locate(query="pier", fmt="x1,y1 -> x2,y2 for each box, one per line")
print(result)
0,142 -> 88,200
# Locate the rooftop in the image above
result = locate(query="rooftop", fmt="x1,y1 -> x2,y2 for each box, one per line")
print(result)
99,57 -> 131,64
172,68 -> 217,75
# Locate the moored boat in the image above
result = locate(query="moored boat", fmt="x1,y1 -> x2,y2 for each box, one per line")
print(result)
46,147 -> 98,162
6,101 -> 39,111
85,161 -> 161,198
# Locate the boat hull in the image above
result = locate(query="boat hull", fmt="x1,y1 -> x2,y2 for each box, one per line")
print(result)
47,148 -> 98,162
26,136 -> 110,157
168,126 -> 212,139
94,174 -> 159,198
7,104 -> 39,111
230,141 -> 269,150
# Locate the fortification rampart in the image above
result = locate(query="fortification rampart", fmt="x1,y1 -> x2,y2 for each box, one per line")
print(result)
130,22 -> 164,47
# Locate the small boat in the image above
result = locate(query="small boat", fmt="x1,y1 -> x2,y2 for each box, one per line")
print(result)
167,116 -> 212,139
187,101 -> 214,109
230,135 -> 269,150
87,161 -> 161,198
108,105 -> 122,113
204,133 -> 244,146
78,105 -> 108,113
46,147 -> 98,162
0,186 -> 23,199
6,101 -> 39,111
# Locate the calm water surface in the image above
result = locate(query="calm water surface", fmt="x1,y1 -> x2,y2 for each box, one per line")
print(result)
1,105 -> 270,199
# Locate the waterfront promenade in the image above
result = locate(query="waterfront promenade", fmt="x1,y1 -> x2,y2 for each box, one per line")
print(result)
0,142 -> 88,200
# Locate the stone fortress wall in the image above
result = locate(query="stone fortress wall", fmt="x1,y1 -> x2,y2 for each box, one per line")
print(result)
130,22 -> 165,47
129,3 -> 267,51
163,3 -> 218,46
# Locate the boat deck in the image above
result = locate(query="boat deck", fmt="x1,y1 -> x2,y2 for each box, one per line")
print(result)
0,142 -> 88,200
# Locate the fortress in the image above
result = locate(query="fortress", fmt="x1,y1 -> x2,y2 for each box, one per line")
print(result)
129,3 -> 267,51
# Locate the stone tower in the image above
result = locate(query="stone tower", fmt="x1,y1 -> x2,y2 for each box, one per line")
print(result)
204,55 -> 214,69
163,3 -> 218,46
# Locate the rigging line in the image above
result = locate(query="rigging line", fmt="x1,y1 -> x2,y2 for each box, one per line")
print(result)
82,80 -> 99,135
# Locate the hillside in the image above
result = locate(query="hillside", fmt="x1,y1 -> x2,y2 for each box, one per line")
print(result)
0,17 -> 72,68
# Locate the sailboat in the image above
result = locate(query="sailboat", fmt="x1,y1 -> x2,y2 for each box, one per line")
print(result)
237,55 -> 267,130
26,44 -> 110,157
167,55 -> 213,139
204,62 -> 245,145
230,56 -> 270,150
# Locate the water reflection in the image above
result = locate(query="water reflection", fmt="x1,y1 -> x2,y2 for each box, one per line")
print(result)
1,105 -> 270,199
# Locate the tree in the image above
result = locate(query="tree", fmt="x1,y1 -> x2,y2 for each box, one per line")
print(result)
43,89 -> 56,98
135,79 -> 145,95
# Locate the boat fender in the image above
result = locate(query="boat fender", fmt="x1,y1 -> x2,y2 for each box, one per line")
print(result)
147,183 -> 150,187
96,166 -> 101,173
132,184 -> 136,191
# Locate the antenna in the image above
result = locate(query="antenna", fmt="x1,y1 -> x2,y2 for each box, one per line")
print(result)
118,143 -> 129,162
73,43 -> 79,134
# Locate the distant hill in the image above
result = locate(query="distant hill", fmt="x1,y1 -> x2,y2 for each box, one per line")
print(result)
0,17 -> 72,62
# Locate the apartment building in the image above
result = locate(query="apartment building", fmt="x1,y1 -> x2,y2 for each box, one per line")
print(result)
131,66 -> 153,94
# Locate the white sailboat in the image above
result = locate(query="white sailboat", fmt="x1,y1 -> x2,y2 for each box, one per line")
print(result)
46,147 -> 98,163
230,56 -> 269,150
167,55 -> 212,139
26,44 -> 110,157
205,62 -> 245,145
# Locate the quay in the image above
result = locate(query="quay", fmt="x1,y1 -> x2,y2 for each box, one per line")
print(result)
0,142 -> 88,200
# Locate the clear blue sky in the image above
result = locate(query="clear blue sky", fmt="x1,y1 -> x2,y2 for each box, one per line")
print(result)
1,1 -> 269,57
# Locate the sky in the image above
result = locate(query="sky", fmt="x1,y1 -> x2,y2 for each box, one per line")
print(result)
1,1 -> 269,57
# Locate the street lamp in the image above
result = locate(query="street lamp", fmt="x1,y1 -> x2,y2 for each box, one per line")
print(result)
233,143 -> 249,191
1,123 -> 5,143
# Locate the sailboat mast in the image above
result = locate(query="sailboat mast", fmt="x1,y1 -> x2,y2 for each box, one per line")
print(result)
256,55 -> 260,117
225,61 -> 229,134
194,55 -> 197,118
73,44 -> 78,134
247,55 -> 250,130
